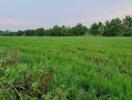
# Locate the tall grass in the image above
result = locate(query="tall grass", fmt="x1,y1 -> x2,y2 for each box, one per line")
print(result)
0,36 -> 132,99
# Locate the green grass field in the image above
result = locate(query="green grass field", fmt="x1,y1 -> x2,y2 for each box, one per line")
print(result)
0,36 -> 132,100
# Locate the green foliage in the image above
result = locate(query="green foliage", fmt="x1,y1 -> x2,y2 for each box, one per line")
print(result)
90,22 -> 104,36
123,16 -> 132,27
89,16 -> 132,36
90,23 -> 99,35
0,16 -> 132,37
0,24 -> 88,36
123,27 -> 132,36
103,18 -> 122,36
35,28 -> 45,36
70,23 -> 88,36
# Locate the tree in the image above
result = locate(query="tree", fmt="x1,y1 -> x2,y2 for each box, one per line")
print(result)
35,28 -> 45,36
0,16 -> 132,37
60,25 -> 69,36
24,29 -> 35,36
123,16 -> 132,27
51,25 -> 61,36
17,31 -> 25,36
122,16 -> 132,36
98,22 -> 104,35
0,31 -> 4,36
71,23 -> 87,36
123,27 -> 132,36
89,23 -> 99,35
103,18 -> 122,36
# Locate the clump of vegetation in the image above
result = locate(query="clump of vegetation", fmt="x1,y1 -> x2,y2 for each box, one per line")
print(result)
0,49 -> 53,99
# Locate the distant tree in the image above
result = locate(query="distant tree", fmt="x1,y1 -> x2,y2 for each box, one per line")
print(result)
89,23 -> 99,35
103,21 -> 110,36
103,18 -> 122,36
45,28 -> 52,36
51,25 -> 61,36
122,16 -> 132,36
123,16 -> 132,27
17,30 -> 25,36
2,30 -> 11,36
24,29 -> 35,36
0,16 -> 132,37
71,23 -> 87,36
98,22 -> 104,35
123,27 -> 132,36
35,28 -> 45,36
0,31 -> 4,36
60,25 -> 69,36
9,32 -> 17,36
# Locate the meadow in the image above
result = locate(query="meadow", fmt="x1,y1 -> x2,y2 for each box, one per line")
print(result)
0,36 -> 132,100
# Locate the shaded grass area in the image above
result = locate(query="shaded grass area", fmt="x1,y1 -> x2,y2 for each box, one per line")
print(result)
0,36 -> 132,99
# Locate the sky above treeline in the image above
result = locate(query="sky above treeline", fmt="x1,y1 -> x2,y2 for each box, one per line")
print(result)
0,0 -> 132,30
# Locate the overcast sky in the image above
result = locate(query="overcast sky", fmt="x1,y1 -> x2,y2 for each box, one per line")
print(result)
0,0 -> 132,30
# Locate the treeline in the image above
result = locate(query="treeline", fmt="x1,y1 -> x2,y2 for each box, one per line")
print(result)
0,16 -> 132,36
0,24 -> 87,36
90,16 -> 132,36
